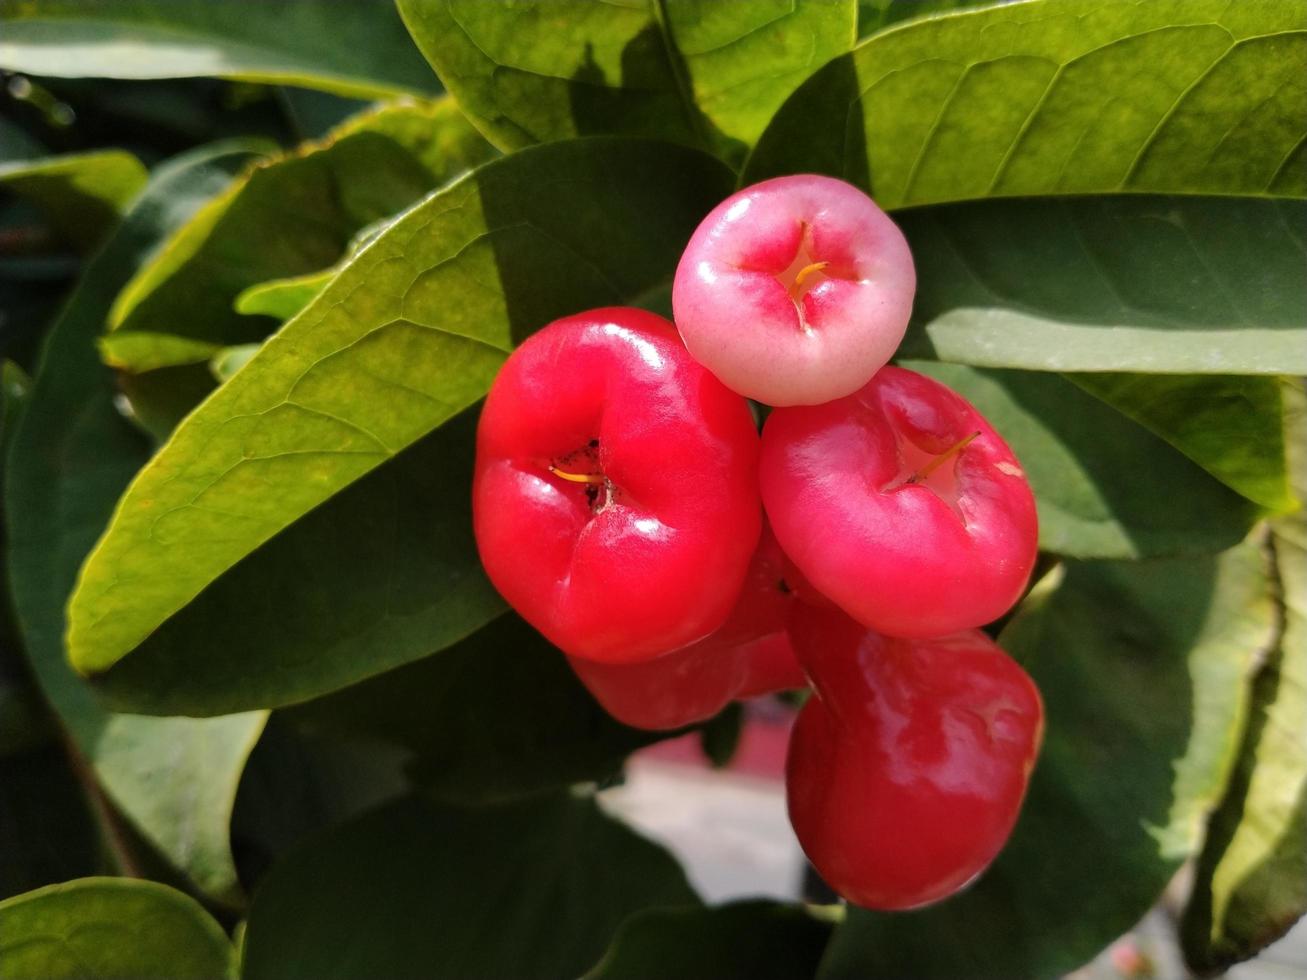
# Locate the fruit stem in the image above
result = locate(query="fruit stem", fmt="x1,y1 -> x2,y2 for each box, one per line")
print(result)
549,465 -> 605,485
907,431 -> 980,484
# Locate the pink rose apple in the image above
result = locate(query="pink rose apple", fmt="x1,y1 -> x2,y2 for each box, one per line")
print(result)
786,603 -> 1044,910
672,174 -> 915,406
474,307 -> 761,663
761,366 -> 1038,638
566,524 -> 806,730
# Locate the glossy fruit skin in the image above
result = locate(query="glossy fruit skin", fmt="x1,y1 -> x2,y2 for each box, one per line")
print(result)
474,307 -> 761,664
672,174 -> 915,407
761,365 -> 1037,638
567,526 -> 806,729
786,603 -> 1044,911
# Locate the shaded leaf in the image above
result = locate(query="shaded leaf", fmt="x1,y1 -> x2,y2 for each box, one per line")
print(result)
398,0 -> 855,161
857,0 -> 991,37
745,0 -> 1307,204
905,362 -> 1261,559
0,149 -> 147,250
229,717 -> 410,895
103,98 -> 497,373
0,744 -> 106,901
897,195 -> 1307,375
0,0 -> 440,99
1068,373 -> 1296,513
67,138 -> 733,684
1181,383 -> 1307,973
818,540 -> 1276,979
0,878 -> 233,979
241,793 -> 699,980
282,612 -> 661,803
587,901 -> 837,980
4,144 -> 268,903
93,407 -> 503,716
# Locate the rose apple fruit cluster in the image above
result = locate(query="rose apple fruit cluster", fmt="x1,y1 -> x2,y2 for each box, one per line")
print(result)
473,174 -> 1044,912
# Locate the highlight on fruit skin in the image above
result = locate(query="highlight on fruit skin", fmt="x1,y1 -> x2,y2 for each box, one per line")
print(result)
672,173 -> 916,407
473,306 -> 761,665
785,603 -> 1045,911
761,365 -> 1038,639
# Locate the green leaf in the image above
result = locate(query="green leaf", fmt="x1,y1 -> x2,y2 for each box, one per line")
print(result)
744,0 -> 1307,204
397,0 -> 855,161
67,137 -> 734,682
233,269 -> 333,321
283,613 -> 661,803
100,331 -> 224,373
241,793 -> 700,980
587,901 -> 838,980
904,362 -> 1261,559
208,343 -> 261,383
103,98 -> 497,374
92,407 -> 503,716
896,196 -> 1307,376
1068,373 -> 1296,513
0,0 -> 440,99
1181,383 -> 1307,973
0,149 -> 148,251
0,878 -> 233,979
818,540 -> 1276,979
4,144 -> 268,903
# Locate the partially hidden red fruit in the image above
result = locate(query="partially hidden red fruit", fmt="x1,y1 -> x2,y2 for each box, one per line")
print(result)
761,365 -> 1037,638
672,174 -> 916,407
567,526 -> 805,729
786,603 -> 1044,911
474,307 -> 761,664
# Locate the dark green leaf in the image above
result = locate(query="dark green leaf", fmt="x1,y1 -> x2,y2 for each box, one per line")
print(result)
857,0 -> 990,37
700,702 -> 744,770
588,901 -> 837,980
0,0 -> 440,99
93,407 -> 503,716
1181,383 -> 1307,973
905,362 -> 1261,559
1068,373 -> 1296,513
0,744 -> 106,902
897,195 -> 1307,375
745,0 -> 1307,204
241,793 -> 700,980
230,717 -> 410,895
101,98 -> 497,374
283,613 -> 661,803
67,138 -> 733,685
818,542 -> 1276,979
0,149 -> 147,251
4,144 -> 268,903
0,877 -> 233,979
398,0 -> 855,161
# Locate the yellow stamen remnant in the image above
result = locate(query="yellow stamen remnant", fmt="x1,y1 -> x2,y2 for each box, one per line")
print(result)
907,431 -> 981,484
792,260 -> 829,293
549,465 -> 606,485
